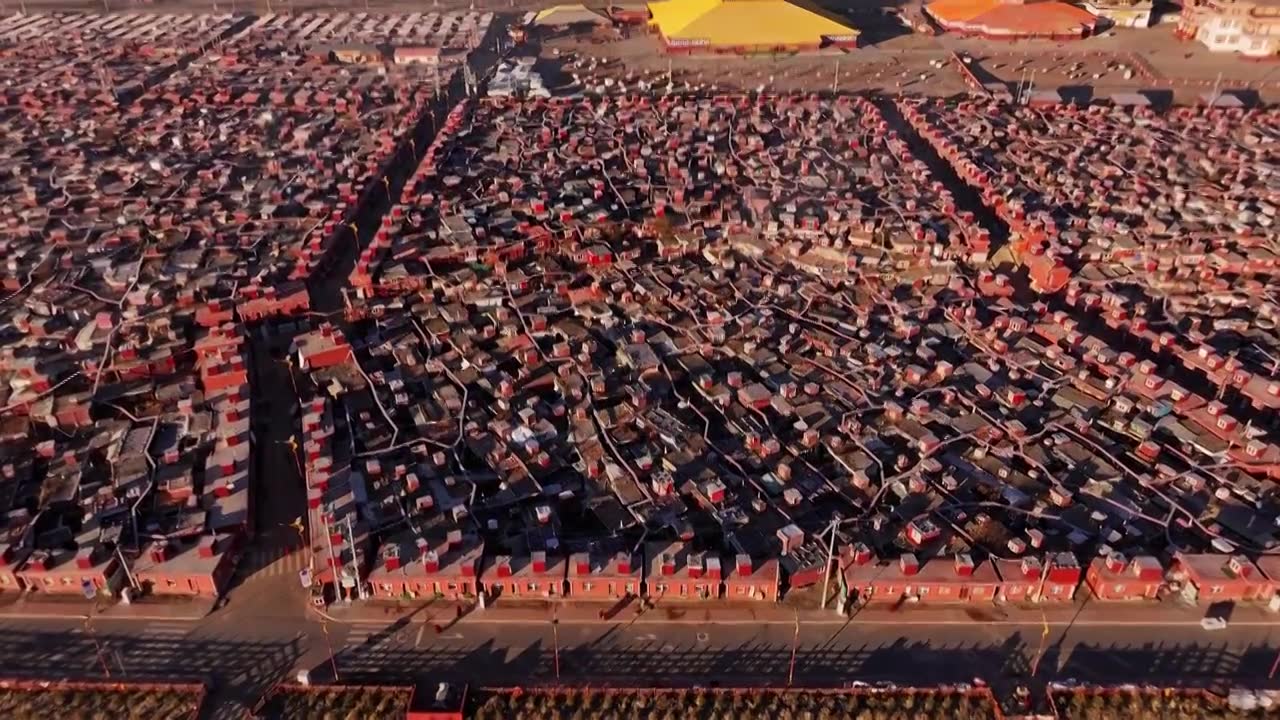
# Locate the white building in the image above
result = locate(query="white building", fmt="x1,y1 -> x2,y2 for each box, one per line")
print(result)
1178,0 -> 1280,57
1082,0 -> 1154,27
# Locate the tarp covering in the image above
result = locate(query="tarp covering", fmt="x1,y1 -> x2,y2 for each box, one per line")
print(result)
647,0 -> 859,48
926,0 -> 1096,37
532,4 -> 611,26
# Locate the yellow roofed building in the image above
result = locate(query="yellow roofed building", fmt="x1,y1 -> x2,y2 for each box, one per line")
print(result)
647,0 -> 860,52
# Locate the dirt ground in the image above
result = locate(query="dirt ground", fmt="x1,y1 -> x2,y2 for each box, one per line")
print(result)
4,0 -> 1277,103
535,15 -> 1279,103
540,34 -> 970,96
531,0 -> 1278,103
538,30 -> 1277,103
940,28 -> 1280,102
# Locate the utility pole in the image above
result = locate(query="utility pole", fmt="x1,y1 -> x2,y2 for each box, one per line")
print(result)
116,546 -> 139,598
819,517 -> 838,610
1208,71 -> 1224,110
552,605 -> 561,681
321,502 -> 340,600
319,619 -> 340,681
82,600 -> 111,679
1029,610 -> 1051,677
346,514 -> 367,601
786,607 -> 800,687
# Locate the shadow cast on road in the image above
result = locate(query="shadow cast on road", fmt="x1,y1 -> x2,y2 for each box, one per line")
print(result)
3,625 -> 1275,719
326,633 -> 1028,687
321,630 -> 1280,694
1047,640 -> 1280,688
0,628 -> 306,719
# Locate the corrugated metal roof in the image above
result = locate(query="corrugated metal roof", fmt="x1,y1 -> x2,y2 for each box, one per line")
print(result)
647,0 -> 859,47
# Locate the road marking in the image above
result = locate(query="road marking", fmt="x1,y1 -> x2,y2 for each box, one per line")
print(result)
453,617 -> 1280,628
345,621 -> 388,646
415,624 -> 425,648
141,622 -> 191,638
235,544 -> 313,581
265,551 -> 303,578
635,633 -> 658,642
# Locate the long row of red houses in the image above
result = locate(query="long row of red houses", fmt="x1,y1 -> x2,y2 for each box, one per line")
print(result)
365,536 -> 1280,608
839,548 -> 1280,606
840,548 -> 1280,607
367,540 -> 783,603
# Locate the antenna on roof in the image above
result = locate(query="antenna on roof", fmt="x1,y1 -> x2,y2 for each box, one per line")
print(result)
1208,71 -> 1224,111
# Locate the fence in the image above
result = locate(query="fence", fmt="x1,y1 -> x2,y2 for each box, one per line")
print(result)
0,678 -> 207,720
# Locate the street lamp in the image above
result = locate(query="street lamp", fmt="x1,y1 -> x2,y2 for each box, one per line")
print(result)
318,617 -> 340,682
82,582 -> 111,679
1029,610 -> 1051,677
344,515 -> 367,601
819,517 -> 838,610
283,516 -> 309,565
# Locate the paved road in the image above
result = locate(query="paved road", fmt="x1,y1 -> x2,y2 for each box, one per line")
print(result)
326,616 -> 1280,689
5,611 -> 1276,717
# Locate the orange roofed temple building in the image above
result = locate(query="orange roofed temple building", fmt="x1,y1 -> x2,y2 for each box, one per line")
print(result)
926,0 -> 1098,39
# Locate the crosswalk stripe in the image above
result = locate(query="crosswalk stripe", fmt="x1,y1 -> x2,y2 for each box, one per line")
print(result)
345,622 -> 387,643
142,623 -> 191,637
234,545 -> 311,580
265,551 -> 305,578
